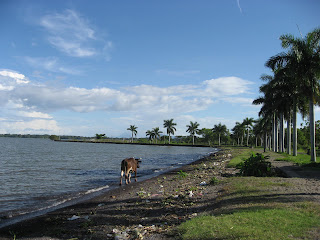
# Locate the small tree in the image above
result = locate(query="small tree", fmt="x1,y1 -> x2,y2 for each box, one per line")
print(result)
95,133 -> 106,139
199,128 -> 214,146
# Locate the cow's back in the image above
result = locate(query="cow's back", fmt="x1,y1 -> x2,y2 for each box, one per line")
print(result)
121,158 -> 136,172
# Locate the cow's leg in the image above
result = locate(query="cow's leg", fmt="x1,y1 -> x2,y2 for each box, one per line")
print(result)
134,171 -> 137,182
120,170 -> 124,185
125,171 -> 129,185
128,172 -> 132,183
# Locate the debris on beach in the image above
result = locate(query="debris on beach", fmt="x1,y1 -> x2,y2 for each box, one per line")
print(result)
111,224 -> 163,240
200,181 -> 207,186
67,215 -> 81,221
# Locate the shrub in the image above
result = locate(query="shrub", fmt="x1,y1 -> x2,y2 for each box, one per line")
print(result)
209,177 -> 219,185
238,153 -> 273,177
177,170 -> 188,179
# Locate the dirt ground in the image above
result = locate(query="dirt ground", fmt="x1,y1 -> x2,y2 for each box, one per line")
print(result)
0,149 -> 319,240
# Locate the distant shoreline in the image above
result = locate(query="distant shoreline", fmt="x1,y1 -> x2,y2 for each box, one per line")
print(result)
54,139 -> 212,148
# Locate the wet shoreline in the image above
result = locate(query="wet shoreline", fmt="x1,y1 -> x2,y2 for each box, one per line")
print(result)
0,149 -> 219,231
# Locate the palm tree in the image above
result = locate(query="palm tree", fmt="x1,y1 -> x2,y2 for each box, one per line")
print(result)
212,123 -> 227,146
267,28 -> 320,162
163,119 -> 177,144
146,130 -> 155,143
199,128 -> 214,146
127,125 -> 138,143
186,121 -> 200,145
232,122 -> 243,146
242,118 -> 255,146
152,127 -> 162,144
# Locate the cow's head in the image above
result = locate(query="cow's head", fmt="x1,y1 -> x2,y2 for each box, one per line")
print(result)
135,158 -> 141,168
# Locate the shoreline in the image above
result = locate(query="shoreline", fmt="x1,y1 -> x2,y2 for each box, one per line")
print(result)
0,149 -> 232,239
0,149 -> 222,234
54,139 -> 212,148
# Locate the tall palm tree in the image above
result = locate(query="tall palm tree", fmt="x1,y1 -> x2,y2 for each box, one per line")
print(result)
152,127 -> 162,144
127,125 -> 138,143
267,28 -> 320,162
212,123 -> 227,146
163,119 -> 177,144
186,121 -> 200,145
242,117 -> 255,146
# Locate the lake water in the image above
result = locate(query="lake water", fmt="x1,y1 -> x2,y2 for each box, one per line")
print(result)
0,137 -> 215,223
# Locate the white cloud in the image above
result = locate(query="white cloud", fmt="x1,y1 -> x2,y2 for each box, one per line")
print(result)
0,70 -> 26,81
40,9 -> 111,59
0,70 -> 29,84
17,111 -> 53,119
0,119 -> 60,134
23,56 -> 82,75
203,77 -> 252,97
237,0 -> 243,14
4,73 -> 253,114
1,70 -> 257,136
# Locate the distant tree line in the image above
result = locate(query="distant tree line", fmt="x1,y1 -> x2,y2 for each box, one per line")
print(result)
0,134 -> 50,138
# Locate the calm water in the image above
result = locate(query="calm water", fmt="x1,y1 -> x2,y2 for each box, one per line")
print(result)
0,138 -> 214,220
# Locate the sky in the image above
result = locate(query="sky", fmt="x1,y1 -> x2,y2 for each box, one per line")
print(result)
0,0 -> 319,138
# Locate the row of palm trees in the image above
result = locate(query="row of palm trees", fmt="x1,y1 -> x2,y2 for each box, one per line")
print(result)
127,117 -> 257,146
128,119 -> 187,144
253,28 -> 320,162
128,119 -> 202,145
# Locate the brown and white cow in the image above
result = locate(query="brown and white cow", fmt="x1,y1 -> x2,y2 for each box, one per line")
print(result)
120,157 -> 141,185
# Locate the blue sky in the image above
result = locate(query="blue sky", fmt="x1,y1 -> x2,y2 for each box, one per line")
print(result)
0,0 -> 319,137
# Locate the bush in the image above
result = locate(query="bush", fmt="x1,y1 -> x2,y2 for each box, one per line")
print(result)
237,153 -> 273,177
209,177 -> 219,185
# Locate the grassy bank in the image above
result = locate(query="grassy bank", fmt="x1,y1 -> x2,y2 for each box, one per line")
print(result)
275,152 -> 320,168
177,177 -> 320,239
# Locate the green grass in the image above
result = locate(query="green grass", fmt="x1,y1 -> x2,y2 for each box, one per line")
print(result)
178,207 -> 320,240
177,177 -> 320,240
227,149 -> 254,168
276,153 -> 320,168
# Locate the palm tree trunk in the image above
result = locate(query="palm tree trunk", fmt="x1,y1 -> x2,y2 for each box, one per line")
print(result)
241,132 -> 244,146
246,129 -> 249,146
272,114 -> 276,151
279,113 -> 284,153
293,102 -> 297,156
309,98 -> 316,162
131,132 -> 134,143
192,135 -> 195,145
287,116 -> 291,155
168,134 -> 171,144
275,117 -> 279,152
218,133 -> 221,146
264,133 -> 267,152
269,135 -> 272,150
